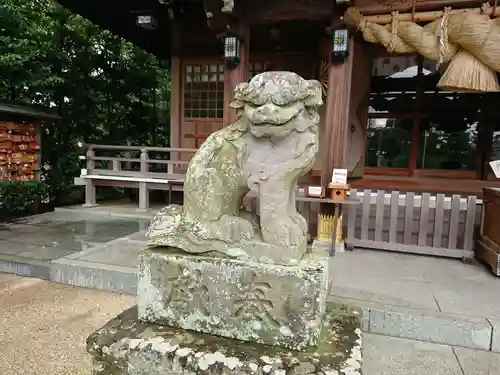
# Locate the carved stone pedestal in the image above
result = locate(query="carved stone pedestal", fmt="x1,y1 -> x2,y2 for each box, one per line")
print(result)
137,248 -> 329,351
87,304 -> 363,375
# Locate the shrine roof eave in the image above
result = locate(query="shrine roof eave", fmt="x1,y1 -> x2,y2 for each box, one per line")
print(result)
0,101 -> 61,121
55,0 -> 177,60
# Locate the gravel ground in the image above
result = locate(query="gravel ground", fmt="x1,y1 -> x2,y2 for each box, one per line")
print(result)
0,274 -> 135,375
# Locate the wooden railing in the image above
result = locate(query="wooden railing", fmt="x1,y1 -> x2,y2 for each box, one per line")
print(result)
344,189 -> 480,259
77,144 -> 196,209
245,188 -> 479,259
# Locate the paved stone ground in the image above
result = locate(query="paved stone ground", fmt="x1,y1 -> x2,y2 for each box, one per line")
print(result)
1,273 -> 499,375
0,273 -> 135,375
0,211 -> 149,263
364,334 -> 500,375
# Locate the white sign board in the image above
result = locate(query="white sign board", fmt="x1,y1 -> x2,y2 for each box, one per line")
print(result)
490,160 -> 500,179
331,168 -> 348,185
308,186 -> 323,196
80,168 -> 88,177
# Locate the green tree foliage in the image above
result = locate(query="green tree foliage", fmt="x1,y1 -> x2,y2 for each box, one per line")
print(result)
0,0 -> 170,203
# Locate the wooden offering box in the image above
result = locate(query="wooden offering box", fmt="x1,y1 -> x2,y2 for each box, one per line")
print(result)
476,188 -> 500,276
328,182 -> 350,201
0,121 -> 40,181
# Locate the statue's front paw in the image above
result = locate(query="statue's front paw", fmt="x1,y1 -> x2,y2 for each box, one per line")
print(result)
262,218 -> 306,247
219,215 -> 254,242
290,212 -> 308,234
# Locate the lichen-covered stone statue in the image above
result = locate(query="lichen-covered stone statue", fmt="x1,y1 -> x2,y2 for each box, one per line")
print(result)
147,71 -> 323,264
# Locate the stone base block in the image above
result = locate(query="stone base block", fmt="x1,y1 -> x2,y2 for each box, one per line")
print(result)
87,304 -> 363,375
137,248 -> 328,351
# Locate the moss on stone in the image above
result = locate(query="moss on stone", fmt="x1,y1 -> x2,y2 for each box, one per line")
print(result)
87,303 -> 363,375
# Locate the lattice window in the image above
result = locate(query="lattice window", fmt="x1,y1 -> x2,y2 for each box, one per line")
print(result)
249,62 -> 271,80
184,63 -> 225,119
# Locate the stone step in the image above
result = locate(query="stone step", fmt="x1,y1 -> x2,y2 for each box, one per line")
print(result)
0,254 -> 51,281
328,295 -> 499,353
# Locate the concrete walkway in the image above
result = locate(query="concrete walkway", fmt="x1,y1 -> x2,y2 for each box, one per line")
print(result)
1,273 -> 499,375
364,333 -> 500,375
1,204 -> 500,354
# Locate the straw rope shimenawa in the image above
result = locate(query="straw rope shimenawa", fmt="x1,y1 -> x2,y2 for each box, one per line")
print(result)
344,2 -> 500,92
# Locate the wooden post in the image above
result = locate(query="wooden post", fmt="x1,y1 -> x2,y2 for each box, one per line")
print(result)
321,25 -> 354,192
223,23 -> 250,126
409,56 -> 423,175
347,41 -> 372,178
138,148 -> 149,211
83,147 -> 97,207
170,56 -> 182,150
170,23 -> 182,165
112,159 -> 120,172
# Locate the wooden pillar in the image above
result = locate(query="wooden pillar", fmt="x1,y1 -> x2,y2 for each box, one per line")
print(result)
169,22 -> 183,172
272,49 -> 284,71
170,22 -> 182,149
409,56 -> 423,176
170,56 -> 182,148
347,41 -> 372,178
321,28 -> 354,191
223,24 -> 250,126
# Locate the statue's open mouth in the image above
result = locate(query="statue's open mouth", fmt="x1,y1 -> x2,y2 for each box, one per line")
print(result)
246,103 -> 303,126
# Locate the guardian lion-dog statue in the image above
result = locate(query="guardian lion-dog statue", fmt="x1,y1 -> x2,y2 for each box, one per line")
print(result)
147,71 -> 323,264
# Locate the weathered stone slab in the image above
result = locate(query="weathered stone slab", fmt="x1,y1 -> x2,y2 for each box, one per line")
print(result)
87,304 -> 363,375
370,307 -> 492,350
137,248 -> 328,351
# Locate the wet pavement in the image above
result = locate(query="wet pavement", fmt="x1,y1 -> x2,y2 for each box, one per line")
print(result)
0,212 -> 150,263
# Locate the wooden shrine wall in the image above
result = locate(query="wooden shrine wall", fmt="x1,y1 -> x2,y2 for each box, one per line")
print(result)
180,60 -> 225,153
0,121 -> 40,181
177,55 -> 307,153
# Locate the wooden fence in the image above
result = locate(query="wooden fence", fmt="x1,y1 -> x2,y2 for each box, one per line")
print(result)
344,189 -> 480,259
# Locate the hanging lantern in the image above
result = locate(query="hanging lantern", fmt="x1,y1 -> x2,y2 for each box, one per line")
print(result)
331,26 -> 349,62
136,14 -> 158,30
223,31 -> 241,68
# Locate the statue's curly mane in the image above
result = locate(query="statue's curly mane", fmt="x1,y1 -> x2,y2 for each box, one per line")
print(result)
230,71 -> 323,111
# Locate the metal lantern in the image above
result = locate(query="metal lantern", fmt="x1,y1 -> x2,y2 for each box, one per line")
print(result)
223,32 -> 240,68
331,26 -> 349,62
136,14 -> 158,30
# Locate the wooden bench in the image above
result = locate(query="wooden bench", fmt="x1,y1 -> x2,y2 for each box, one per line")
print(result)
75,144 -> 196,210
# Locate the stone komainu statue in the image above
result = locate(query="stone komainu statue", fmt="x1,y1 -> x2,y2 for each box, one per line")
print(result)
147,71 -> 323,264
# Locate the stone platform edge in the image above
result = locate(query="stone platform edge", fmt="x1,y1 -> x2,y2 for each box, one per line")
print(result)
329,296 -> 500,352
54,206 -> 155,220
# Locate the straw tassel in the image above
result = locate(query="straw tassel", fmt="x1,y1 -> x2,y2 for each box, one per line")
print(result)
344,3 -> 500,92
